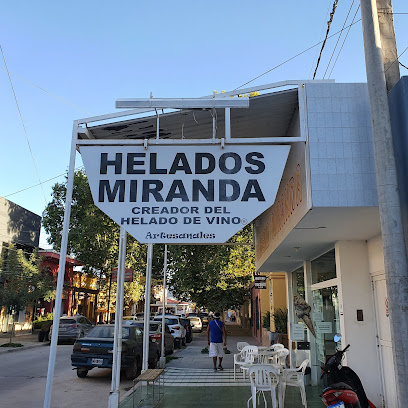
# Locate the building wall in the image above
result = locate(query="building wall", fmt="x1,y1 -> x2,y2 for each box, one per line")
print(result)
335,240 -> 382,407
306,83 -> 378,208
0,196 -> 41,249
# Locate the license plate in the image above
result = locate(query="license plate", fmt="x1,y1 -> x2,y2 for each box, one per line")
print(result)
329,403 -> 345,408
91,358 -> 103,365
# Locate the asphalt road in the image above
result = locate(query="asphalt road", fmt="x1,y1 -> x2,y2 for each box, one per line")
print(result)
0,343 -> 134,408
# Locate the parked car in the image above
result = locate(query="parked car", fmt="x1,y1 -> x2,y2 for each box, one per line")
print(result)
123,313 -> 144,322
200,312 -> 209,326
180,318 -> 193,343
124,320 -> 175,355
187,312 -> 199,317
153,314 -> 186,347
49,315 -> 93,343
71,324 -> 160,379
189,316 -> 203,333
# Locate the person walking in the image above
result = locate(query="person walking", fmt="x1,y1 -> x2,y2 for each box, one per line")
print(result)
207,312 -> 227,371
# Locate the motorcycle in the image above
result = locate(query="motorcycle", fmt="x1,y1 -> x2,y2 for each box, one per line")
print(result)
320,335 -> 376,408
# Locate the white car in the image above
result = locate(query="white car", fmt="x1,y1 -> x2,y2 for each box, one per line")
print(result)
154,314 -> 186,347
189,316 -> 203,333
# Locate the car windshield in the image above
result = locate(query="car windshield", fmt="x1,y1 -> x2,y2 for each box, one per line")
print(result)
180,319 -> 189,325
87,326 -> 131,339
60,319 -> 76,325
190,317 -> 200,322
165,318 -> 178,325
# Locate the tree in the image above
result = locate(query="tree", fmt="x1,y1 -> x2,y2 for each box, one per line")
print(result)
0,245 -> 54,341
167,225 -> 255,312
42,170 -> 151,320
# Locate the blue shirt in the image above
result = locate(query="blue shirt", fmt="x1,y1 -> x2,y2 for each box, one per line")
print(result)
209,319 -> 223,343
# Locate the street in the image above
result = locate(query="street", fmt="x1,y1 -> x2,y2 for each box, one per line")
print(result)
0,344 -> 133,408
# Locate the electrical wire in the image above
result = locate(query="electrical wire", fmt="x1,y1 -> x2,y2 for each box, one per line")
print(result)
313,0 -> 339,80
233,18 -> 361,91
309,2 -> 334,79
3,166 -> 85,198
323,0 -> 356,79
1,45 -> 47,206
328,6 -> 360,78
385,46 -> 408,72
400,61 -> 408,70
0,66 -> 93,115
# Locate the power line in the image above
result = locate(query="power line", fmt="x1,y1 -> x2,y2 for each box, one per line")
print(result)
385,46 -> 408,73
233,18 -> 361,91
1,45 -> 47,206
313,0 -> 339,80
328,6 -> 361,78
400,61 -> 408,70
309,2 -> 334,79
3,166 -> 85,198
323,0 -> 356,79
0,66 -> 93,115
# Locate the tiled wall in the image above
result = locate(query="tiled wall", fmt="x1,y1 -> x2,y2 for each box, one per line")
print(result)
306,83 -> 378,207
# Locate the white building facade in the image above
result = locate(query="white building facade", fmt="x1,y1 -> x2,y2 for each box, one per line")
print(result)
255,82 -> 397,408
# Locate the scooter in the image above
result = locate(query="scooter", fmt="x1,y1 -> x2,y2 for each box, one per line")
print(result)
320,335 -> 376,408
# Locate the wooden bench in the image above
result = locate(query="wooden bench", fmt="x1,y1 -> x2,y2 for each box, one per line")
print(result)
132,369 -> 164,407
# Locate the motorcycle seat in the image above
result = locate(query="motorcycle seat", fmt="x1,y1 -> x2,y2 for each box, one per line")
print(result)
322,382 -> 354,392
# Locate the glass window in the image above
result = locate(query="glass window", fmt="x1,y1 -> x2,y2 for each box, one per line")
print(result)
311,249 -> 336,284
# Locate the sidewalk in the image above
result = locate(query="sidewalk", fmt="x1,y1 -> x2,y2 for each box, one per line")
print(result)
120,322 -> 324,408
0,331 -> 48,354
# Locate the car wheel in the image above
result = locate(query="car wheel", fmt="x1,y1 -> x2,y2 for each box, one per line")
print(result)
77,368 -> 88,378
125,357 -> 141,380
168,341 -> 174,355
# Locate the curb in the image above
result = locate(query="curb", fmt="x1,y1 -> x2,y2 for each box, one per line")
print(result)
0,342 -> 49,355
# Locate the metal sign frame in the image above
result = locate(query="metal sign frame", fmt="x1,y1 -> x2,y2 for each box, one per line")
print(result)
43,80 -> 333,408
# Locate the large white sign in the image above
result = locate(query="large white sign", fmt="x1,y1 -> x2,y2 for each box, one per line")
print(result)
80,144 -> 290,243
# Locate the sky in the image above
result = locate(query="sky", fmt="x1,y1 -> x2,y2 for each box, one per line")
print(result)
1,1 -> 407,249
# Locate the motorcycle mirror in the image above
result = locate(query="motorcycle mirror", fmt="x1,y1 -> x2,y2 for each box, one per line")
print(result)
334,333 -> 342,342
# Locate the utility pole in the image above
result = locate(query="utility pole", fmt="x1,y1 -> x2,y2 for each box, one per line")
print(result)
376,0 -> 400,90
360,1 -> 407,406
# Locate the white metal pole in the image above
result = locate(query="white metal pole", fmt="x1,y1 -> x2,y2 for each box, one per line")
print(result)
360,1 -> 408,404
161,245 -> 168,364
43,122 -> 78,408
142,244 -> 153,372
108,227 -> 127,408
225,108 -> 231,139
285,271 -> 294,368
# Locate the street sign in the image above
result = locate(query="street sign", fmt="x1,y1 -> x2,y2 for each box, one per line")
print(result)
254,275 -> 267,289
112,268 -> 133,282
81,144 -> 290,244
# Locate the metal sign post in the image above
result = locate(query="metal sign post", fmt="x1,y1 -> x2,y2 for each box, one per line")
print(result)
43,124 -> 78,408
108,227 -> 127,408
161,244 -> 168,366
142,243 -> 153,372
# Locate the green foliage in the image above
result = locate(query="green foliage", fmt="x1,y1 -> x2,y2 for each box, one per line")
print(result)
0,245 -> 55,313
167,225 -> 255,312
262,310 -> 271,330
201,346 -> 209,354
272,308 -> 288,334
0,343 -> 23,348
33,312 -> 54,330
42,170 -> 153,306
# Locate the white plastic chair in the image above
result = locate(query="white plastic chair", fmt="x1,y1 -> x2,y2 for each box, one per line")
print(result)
270,343 -> 285,351
237,341 -> 250,351
281,359 -> 309,408
247,364 -> 282,408
276,348 -> 289,367
234,345 -> 258,380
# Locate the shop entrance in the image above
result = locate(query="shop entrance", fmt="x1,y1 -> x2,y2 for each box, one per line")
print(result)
312,285 -> 340,366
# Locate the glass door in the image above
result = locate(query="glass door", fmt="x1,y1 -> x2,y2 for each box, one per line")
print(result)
312,285 -> 341,366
